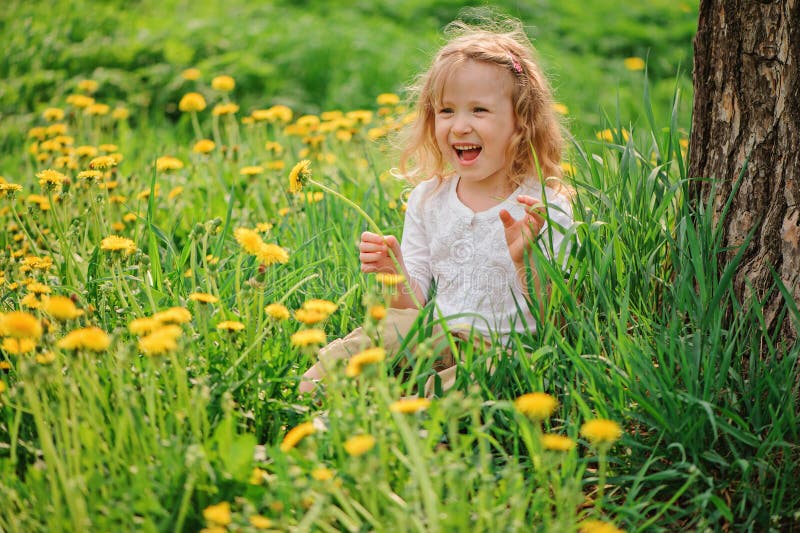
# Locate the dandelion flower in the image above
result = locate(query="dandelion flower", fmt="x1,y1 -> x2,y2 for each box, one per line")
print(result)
211,75 -> 235,91
390,397 -> 430,414
265,303 -> 290,320
553,103 -> 569,115
268,104 -> 293,123
375,273 -> 405,286
2,337 -> 37,355
255,242 -> 286,266
66,94 -> 95,108
129,317 -> 161,336
112,107 -> 130,120
580,519 -> 626,533
264,141 -> 284,154
311,467 -> 334,481
515,392 -> 558,421
290,329 -> 326,347
181,67 -> 201,80
249,467 -> 266,485
179,92 -> 206,112
189,292 -> 219,304
78,170 -> 103,181
234,227 -> 263,254
153,307 -> 192,324
85,103 -> 110,116
42,295 -> 83,321
57,326 -> 111,352
168,186 -> 183,200
139,325 -> 182,355
288,159 -> 311,193
43,107 -> 65,121
156,156 -> 184,172
376,93 -> 400,106
580,419 -> 623,445
345,347 -> 385,377
240,165 -> 264,176
212,103 -> 239,116
77,79 -> 99,93
280,421 -> 315,451
100,235 -> 137,255
202,501 -> 232,526
217,320 -> 245,332
623,57 -> 646,71
26,281 -> 51,295
344,434 -> 376,456
36,169 -> 67,188
541,434 -> 577,452
0,183 -> 23,198
294,308 -> 328,325
249,515 -> 272,529
192,139 -> 215,154
37,351 -> 56,364
0,311 -> 43,339
369,304 -> 387,321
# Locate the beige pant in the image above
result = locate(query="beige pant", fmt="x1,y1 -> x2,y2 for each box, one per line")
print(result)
316,308 -> 485,397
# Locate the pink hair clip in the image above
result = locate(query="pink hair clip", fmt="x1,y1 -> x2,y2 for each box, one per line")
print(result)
508,53 -> 523,74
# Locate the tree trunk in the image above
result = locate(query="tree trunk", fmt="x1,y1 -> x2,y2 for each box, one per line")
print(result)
689,0 -> 800,344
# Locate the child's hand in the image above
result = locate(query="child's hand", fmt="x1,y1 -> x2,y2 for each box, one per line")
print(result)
499,195 -> 545,266
359,231 -> 403,273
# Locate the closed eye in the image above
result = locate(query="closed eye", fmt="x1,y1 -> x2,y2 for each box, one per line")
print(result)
473,107 -> 488,113
438,107 -> 453,115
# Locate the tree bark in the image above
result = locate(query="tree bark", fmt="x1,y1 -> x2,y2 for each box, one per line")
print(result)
689,0 -> 800,344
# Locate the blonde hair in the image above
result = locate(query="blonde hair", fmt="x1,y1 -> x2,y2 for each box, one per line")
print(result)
397,16 -> 564,190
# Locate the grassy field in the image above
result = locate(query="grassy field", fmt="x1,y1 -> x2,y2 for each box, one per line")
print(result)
1,1 -> 799,532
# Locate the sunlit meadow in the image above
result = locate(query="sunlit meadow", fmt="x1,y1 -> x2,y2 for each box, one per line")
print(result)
1,2 -> 798,532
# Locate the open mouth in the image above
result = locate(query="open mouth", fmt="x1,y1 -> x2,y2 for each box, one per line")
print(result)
454,144 -> 482,162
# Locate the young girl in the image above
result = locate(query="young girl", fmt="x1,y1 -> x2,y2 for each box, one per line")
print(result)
300,17 -> 574,395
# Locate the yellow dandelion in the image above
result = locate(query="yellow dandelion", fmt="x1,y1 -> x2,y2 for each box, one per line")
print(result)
580,419 -> 623,445
369,304 -> 387,321
280,421 -> 314,452
43,107 -> 65,121
36,168 -> 66,188
290,328 -> 326,347
85,103 -> 110,116
376,93 -> 400,106
288,159 -> 311,193
541,434 -> 577,452
249,467 -> 266,485
100,235 -> 137,255
0,311 -> 43,339
26,281 -> 51,295
265,303 -> 290,320
240,165 -> 264,176
515,392 -> 558,421
212,103 -> 239,116
66,94 -> 94,108
181,67 -> 201,81
57,326 -> 112,352
112,107 -> 129,120
311,467 -> 335,481
345,347 -> 386,377
390,397 -> 431,414
254,243 -> 287,266
202,501 -> 232,526
375,273 -> 405,286
302,299 -> 337,314
278,207 -> 291,216
264,141 -> 284,154
2,337 -> 37,355
0,183 -> 24,197
156,156 -> 184,172
189,292 -> 219,304
346,110 -> 373,125
211,75 -> 235,92
99,143 -> 118,152
77,79 -> 99,93
294,308 -> 328,325
249,515 -> 272,529
553,102 -> 569,115
179,92 -> 206,112
89,155 -> 117,170
168,186 -> 184,200
138,325 -> 182,356
37,351 -> 56,365
580,519 -> 626,533
268,104 -> 293,123
344,434 -> 376,456
77,170 -> 103,181
128,317 -> 161,336
623,57 -> 646,71
152,307 -> 192,324
234,227 -> 263,254
216,320 -> 245,332
193,139 -> 215,154
42,295 -> 83,321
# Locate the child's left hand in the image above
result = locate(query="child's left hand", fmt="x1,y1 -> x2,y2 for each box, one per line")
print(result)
499,195 -> 545,266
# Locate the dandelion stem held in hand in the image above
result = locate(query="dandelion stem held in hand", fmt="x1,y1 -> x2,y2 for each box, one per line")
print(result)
288,160 -> 422,309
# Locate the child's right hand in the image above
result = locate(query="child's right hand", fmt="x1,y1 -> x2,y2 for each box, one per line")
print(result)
359,231 -> 402,273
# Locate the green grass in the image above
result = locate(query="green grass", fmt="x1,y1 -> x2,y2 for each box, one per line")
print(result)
1,1 -> 799,532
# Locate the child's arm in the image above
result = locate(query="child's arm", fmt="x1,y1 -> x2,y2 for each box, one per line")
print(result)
499,195 -> 547,315
359,231 -> 425,309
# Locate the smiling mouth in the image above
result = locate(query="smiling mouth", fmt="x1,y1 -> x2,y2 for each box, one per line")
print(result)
454,144 -> 482,162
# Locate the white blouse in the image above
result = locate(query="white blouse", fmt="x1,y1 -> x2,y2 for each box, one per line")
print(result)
400,176 -> 574,339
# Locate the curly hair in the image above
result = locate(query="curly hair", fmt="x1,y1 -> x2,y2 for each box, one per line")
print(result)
397,15 -> 565,191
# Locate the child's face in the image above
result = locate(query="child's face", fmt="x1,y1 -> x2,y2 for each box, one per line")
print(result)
434,60 -> 516,192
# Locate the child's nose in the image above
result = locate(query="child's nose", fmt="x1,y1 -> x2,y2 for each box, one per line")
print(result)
452,116 -> 472,135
